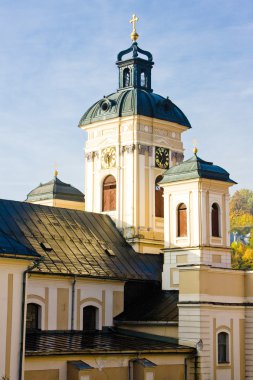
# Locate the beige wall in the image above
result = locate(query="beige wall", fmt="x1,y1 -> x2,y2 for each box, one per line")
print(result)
245,271 -> 253,299
25,354 -> 187,380
0,258 -> 31,380
155,365 -> 184,380
27,276 -> 124,330
179,266 -> 245,302
28,199 -> 85,211
178,266 -> 247,380
57,288 -> 69,329
25,369 -> 59,380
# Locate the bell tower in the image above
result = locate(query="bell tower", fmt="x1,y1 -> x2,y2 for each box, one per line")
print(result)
78,16 -> 191,253
160,148 -> 236,289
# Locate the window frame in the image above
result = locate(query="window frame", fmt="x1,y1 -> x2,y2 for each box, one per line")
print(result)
123,68 -> 131,87
102,175 -> 116,212
140,69 -> 147,87
211,202 -> 220,237
26,302 -> 42,331
217,331 -> 230,364
155,175 -> 164,218
177,203 -> 187,238
82,305 -> 99,331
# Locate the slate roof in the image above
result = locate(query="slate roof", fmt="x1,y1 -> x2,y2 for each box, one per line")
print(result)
79,88 -> 191,128
115,290 -> 178,323
0,228 -> 39,259
26,176 -> 84,203
160,154 -> 236,185
0,199 -> 162,281
25,330 -> 193,356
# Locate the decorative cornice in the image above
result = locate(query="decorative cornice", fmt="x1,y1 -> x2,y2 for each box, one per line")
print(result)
171,151 -> 184,164
85,151 -> 99,161
138,144 -> 153,156
122,144 -> 136,153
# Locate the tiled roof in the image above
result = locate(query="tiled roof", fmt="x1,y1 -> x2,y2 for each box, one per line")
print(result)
160,154 -> 236,185
115,290 -> 178,323
26,176 -> 84,203
25,330 -> 193,356
0,228 -> 39,258
0,199 -> 162,281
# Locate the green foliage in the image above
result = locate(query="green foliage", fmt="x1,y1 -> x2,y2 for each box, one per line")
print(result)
230,213 -> 253,234
230,189 -> 253,215
230,189 -> 253,269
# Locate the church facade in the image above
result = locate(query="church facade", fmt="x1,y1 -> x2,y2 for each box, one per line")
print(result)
0,17 -> 252,380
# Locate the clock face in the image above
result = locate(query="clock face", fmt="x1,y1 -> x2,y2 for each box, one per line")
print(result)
155,147 -> 170,169
101,147 -> 116,169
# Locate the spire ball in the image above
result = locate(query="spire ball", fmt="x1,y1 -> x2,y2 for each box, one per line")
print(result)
130,14 -> 139,41
193,147 -> 198,155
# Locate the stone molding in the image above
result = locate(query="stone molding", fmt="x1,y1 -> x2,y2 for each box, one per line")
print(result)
85,151 -> 99,161
171,151 -> 184,164
138,144 -> 153,156
122,144 -> 135,153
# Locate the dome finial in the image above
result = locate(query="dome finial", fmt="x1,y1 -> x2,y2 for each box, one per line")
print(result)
130,14 -> 139,41
54,163 -> 58,178
192,139 -> 198,155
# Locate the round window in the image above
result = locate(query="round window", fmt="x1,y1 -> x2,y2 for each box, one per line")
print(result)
101,102 -> 109,112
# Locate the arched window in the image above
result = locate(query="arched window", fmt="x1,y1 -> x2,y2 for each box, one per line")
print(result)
123,68 -> 130,87
83,306 -> 98,331
140,69 -> 147,87
177,203 -> 187,237
155,175 -> 164,218
218,332 -> 229,363
212,203 -> 220,237
102,175 -> 116,212
26,303 -> 41,330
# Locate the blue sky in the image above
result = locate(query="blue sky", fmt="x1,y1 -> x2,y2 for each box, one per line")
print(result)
0,0 -> 252,200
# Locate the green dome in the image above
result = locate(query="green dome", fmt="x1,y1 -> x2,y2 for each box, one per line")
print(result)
78,42 -> 191,128
160,154 -> 236,185
26,176 -> 84,203
78,88 -> 191,128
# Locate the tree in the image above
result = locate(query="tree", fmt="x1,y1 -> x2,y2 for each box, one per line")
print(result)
230,189 -> 253,269
230,189 -> 253,215
230,189 -> 253,234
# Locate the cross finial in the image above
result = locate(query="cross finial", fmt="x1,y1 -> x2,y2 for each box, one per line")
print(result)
129,14 -> 139,41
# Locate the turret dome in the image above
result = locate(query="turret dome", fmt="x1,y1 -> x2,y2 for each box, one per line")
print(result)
26,176 -> 84,204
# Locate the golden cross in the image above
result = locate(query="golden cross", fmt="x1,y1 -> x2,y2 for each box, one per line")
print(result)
130,14 -> 139,32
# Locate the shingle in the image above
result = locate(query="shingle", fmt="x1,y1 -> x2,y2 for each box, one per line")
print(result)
0,199 -> 162,281
25,330 -> 193,356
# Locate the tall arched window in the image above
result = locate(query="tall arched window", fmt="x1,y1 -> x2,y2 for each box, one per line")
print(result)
26,303 -> 41,330
218,332 -> 229,363
102,175 -> 116,212
123,68 -> 130,87
140,69 -> 147,87
177,203 -> 187,237
212,203 -> 220,237
155,175 -> 164,218
83,306 -> 98,331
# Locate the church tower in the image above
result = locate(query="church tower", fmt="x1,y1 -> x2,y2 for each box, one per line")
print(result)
160,148 -> 236,290
78,16 -> 191,253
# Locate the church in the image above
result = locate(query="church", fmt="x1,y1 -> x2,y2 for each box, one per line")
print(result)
0,15 -> 252,380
